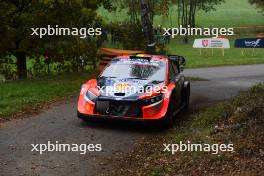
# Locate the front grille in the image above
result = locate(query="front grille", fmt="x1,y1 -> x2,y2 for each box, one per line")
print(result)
95,100 -> 142,118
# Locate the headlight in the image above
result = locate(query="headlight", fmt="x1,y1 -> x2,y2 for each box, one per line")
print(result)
142,93 -> 164,106
84,90 -> 98,102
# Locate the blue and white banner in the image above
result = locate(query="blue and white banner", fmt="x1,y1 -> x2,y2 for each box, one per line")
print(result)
235,38 -> 264,48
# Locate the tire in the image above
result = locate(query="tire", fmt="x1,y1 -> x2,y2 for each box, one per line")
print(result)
161,93 -> 175,128
81,117 -> 92,123
77,112 -> 91,123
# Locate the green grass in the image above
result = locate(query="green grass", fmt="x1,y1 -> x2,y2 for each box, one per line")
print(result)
102,36 -> 264,68
98,0 -> 264,27
156,0 -> 264,27
167,37 -> 264,68
112,84 -> 264,175
0,72 -> 95,120
99,0 -> 264,68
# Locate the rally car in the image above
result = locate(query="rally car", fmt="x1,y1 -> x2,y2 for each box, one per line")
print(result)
77,54 -> 190,127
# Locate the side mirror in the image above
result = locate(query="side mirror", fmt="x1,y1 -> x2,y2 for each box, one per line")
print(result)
180,65 -> 184,72
168,55 -> 186,72
168,55 -> 186,66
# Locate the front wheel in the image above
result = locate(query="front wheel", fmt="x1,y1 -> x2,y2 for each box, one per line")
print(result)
161,96 -> 175,128
77,112 -> 92,123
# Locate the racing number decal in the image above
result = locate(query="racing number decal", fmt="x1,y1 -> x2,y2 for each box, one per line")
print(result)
115,83 -> 130,91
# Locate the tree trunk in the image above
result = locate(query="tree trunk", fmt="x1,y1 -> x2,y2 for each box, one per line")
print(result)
178,0 -> 181,26
140,0 -> 156,54
16,52 -> 27,79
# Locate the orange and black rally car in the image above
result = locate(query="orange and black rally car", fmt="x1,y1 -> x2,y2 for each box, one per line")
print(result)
77,54 -> 190,127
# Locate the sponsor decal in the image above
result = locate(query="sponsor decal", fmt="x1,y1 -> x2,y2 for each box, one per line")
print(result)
114,82 -> 130,91
111,59 -> 163,67
105,79 -> 111,86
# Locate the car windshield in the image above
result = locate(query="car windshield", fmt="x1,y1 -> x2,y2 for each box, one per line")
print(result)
100,59 -> 166,82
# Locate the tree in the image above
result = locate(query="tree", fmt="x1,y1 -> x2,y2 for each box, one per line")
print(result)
140,0 -> 156,53
109,0 -> 170,53
176,0 -> 225,28
114,0 -> 167,23
0,0 -> 109,79
0,0 -> 40,78
172,0 -> 224,42
249,0 -> 264,13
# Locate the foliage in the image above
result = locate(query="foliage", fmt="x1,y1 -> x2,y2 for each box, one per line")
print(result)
111,0 -> 225,27
111,0 -> 170,23
110,83 -> 264,175
106,21 -> 146,50
106,0 -> 226,46
0,0 -> 110,79
249,0 -> 264,13
175,0 -> 225,28
0,57 -> 17,79
97,0 -> 264,27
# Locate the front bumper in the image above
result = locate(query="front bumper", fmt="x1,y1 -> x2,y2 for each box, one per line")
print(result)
77,111 -> 165,122
77,96 -> 170,120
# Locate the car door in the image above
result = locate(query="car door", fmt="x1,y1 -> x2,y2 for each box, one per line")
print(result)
168,60 -> 183,108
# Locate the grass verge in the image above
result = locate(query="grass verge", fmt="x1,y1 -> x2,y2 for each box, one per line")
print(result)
102,36 -> 264,69
109,83 -> 264,176
0,72 -> 95,120
167,37 -> 264,68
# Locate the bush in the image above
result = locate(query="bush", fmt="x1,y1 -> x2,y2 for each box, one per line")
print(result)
0,74 -> 6,82
0,63 -> 17,80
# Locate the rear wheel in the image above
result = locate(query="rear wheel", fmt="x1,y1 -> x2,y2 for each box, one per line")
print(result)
183,83 -> 190,111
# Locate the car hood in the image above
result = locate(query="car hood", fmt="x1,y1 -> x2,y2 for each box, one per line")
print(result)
97,77 -> 162,101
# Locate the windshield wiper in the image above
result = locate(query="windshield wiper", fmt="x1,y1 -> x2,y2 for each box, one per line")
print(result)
126,77 -> 147,80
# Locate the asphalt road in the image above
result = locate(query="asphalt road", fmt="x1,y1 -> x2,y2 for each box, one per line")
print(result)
1,64 -> 264,176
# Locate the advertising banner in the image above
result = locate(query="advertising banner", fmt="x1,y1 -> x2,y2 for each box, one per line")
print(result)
193,38 -> 230,48
235,38 -> 264,48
